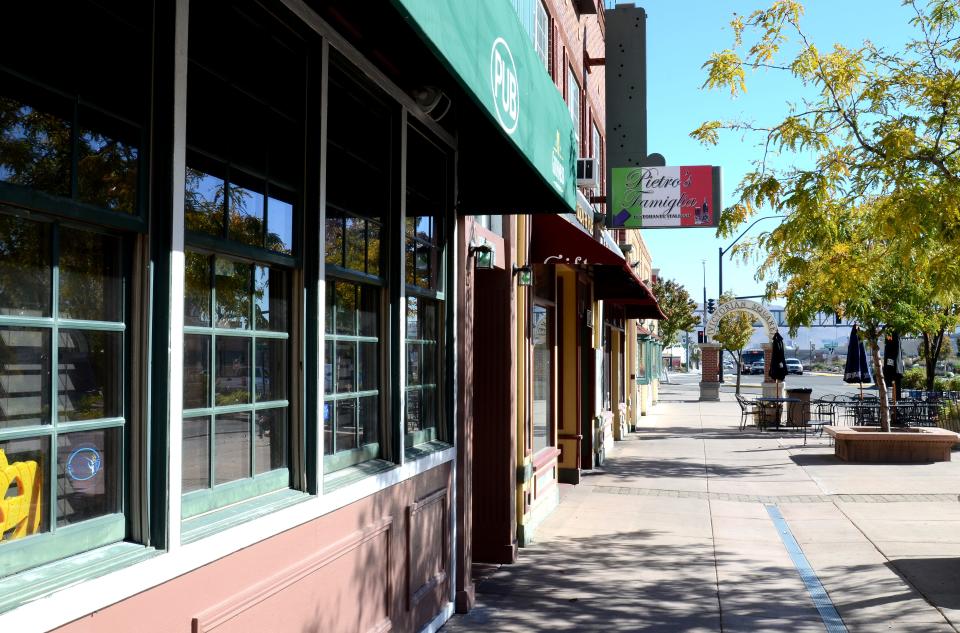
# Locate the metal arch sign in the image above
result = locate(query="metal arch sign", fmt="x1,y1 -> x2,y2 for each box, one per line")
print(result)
705,299 -> 778,339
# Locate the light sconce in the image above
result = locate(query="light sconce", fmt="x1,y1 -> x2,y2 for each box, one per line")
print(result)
513,264 -> 534,287
469,238 -> 495,270
619,243 -> 634,254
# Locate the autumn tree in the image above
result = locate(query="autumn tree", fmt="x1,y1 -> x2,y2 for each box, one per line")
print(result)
652,279 -> 700,380
694,0 -> 960,428
712,292 -> 754,394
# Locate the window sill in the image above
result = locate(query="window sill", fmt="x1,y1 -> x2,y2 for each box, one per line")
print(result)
404,439 -> 451,462
0,542 -> 158,615
323,458 -> 395,493
181,488 -> 311,545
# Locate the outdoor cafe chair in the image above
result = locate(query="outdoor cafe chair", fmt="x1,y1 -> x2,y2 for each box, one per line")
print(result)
803,399 -> 835,445
736,394 -> 761,431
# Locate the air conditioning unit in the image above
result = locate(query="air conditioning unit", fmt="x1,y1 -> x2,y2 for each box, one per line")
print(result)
576,158 -> 598,188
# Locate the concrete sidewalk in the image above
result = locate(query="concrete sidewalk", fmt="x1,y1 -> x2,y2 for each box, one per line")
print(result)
442,384 -> 960,632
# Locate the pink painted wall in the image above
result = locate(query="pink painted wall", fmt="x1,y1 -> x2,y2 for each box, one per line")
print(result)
55,464 -> 451,633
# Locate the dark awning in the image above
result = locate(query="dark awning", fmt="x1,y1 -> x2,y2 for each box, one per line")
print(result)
529,214 -> 624,265
391,0 -> 578,215
594,263 -> 666,320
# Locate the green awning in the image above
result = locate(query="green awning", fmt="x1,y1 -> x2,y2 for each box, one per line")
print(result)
392,0 -> 577,213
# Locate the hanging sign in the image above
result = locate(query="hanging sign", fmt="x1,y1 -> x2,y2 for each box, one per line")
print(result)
610,165 -> 721,229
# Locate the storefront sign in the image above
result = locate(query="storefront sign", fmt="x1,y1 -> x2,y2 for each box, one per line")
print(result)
610,166 -> 720,228
392,0 -> 577,211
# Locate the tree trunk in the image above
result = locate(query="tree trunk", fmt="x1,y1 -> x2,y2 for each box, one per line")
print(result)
923,329 -> 946,392
867,332 -> 890,432
737,350 -> 743,396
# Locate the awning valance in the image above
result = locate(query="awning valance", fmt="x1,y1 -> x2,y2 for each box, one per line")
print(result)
529,214 -> 623,265
392,0 -> 577,214
594,263 -> 666,321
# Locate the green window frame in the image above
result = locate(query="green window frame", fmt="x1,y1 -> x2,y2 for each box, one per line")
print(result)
0,209 -> 130,577
404,125 -> 449,449
323,280 -> 383,473
180,249 -> 292,519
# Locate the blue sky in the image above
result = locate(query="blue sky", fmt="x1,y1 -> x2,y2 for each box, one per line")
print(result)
629,1 -> 917,304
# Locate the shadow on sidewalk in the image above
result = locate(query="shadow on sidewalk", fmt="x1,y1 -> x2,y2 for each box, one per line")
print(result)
445,528 -> 824,632
887,557 -> 960,610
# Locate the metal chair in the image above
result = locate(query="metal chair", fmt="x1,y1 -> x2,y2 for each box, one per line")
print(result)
735,394 -> 761,431
803,399 -> 835,445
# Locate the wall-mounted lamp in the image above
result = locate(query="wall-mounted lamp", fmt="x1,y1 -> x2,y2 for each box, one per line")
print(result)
619,243 -> 634,254
513,264 -> 533,287
469,237 -> 495,270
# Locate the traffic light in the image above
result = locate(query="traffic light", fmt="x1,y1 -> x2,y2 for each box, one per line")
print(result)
697,330 -> 705,344
707,299 -> 715,314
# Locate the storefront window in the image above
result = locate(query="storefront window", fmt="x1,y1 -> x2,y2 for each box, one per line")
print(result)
324,281 -> 381,470
323,52 -> 391,472
602,325 -> 612,411
182,253 -> 290,507
0,0 -> 148,578
405,125 -> 448,448
182,0 -> 303,514
532,304 -> 553,454
0,211 -> 127,571
637,337 -> 649,385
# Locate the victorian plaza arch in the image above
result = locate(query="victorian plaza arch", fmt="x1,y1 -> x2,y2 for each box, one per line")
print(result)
699,300 -> 780,401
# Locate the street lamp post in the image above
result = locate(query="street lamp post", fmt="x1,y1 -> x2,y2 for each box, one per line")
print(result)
717,215 -> 787,299
717,215 -> 786,383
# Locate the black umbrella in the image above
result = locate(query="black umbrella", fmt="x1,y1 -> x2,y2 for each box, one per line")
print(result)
883,331 -> 903,398
843,326 -> 871,384
769,331 -> 788,381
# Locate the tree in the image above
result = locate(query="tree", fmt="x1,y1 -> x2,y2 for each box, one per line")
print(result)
651,279 -> 700,382
694,0 -> 960,429
712,292 -> 754,394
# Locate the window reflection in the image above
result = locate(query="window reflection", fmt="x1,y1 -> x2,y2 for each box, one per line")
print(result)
0,88 -> 140,214
266,195 -> 293,255
185,168 -> 224,236
254,265 -> 287,332
0,327 -> 51,428
255,338 -> 286,402
227,183 -> 264,248
214,259 -> 251,329
214,412 -> 251,484
184,252 -> 211,327
182,417 -> 209,493
0,96 -> 72,198
255,407 -> 286,474
0,212 -> 51,317
183,335 -> 210,409
57,329 -> 122,421
77,128 -> 138,213
215,337 -> 250,405
58,227 -> 122,322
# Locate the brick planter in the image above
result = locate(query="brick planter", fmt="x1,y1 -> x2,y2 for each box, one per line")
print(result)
825,426 -> 960,463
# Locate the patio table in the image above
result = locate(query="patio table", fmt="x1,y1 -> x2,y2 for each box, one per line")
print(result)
754,397 -> 801,431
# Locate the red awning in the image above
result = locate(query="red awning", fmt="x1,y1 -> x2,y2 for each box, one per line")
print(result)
594,263 -> 666,320
530,213 -> 665,320
530,214 -> 624,266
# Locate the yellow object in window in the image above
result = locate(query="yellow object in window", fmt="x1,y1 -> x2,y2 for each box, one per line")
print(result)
0,449 -> 43,541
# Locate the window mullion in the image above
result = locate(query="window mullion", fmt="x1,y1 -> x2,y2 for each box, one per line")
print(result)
49,222 -> 60,533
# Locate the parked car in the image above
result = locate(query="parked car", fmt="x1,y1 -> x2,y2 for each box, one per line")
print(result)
748,360 -> 766,375
786,358 -> 804,375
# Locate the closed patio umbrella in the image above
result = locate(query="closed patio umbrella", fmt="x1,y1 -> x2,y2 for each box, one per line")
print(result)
844,326 -> 871,397
883,331 -> 903,400
769,331 -> 788,381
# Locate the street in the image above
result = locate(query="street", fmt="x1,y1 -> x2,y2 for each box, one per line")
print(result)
668,370 -> 873,399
